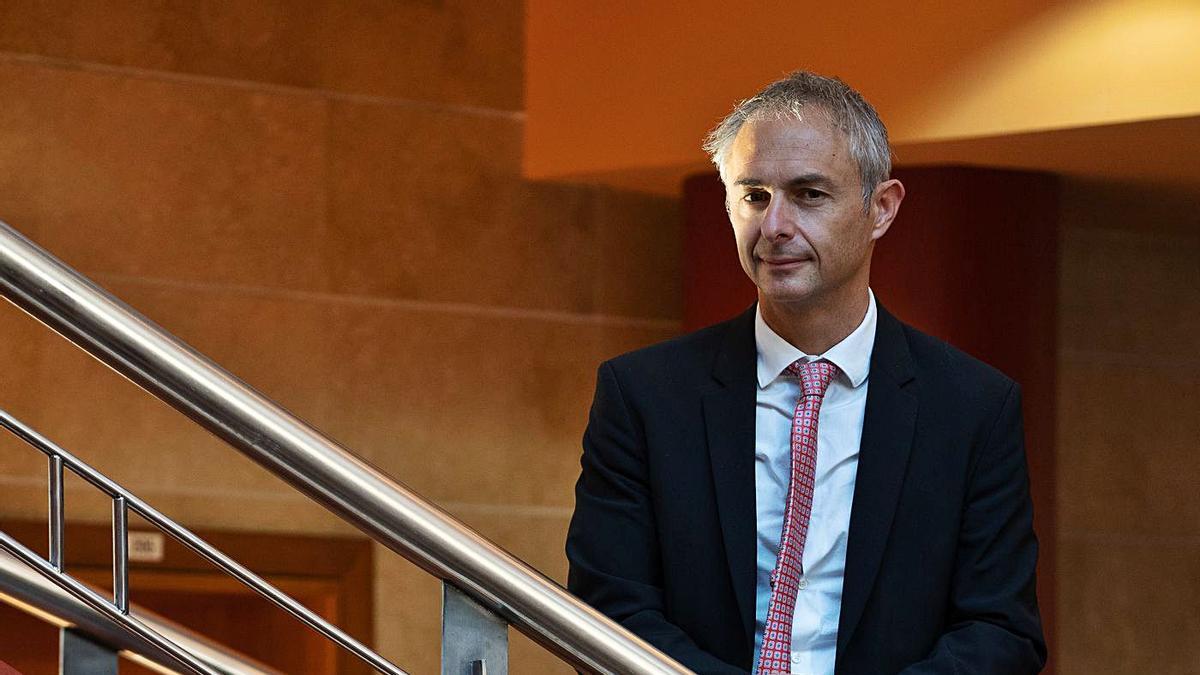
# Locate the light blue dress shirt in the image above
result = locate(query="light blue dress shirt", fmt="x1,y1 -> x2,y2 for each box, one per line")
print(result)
751,290 -> 877,675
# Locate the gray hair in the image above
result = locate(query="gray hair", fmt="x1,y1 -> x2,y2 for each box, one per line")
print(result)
702,71 -> 892,206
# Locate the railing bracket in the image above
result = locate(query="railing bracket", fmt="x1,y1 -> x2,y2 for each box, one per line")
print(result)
442,582 -> 507,675
60,627 -> 118,675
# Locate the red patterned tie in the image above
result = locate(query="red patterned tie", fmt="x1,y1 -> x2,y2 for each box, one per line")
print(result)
756,359 -> 839,674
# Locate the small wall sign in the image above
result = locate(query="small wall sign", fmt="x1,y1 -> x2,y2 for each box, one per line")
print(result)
128,531 -> 166,563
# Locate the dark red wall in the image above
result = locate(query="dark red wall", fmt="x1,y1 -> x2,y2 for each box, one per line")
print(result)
682,166 -> 1058,666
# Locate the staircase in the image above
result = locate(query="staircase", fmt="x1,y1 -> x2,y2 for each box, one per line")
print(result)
0,220 -> 689,675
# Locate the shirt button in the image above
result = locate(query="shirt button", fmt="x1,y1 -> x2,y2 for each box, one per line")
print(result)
791,653 -> 802,664
798,577 -> 809,590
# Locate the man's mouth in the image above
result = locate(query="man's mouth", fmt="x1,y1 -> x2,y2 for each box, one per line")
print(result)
759,255 -> 812,266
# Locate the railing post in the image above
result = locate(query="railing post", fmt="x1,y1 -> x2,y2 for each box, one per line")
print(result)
442,582 -> 508,675
111,496 -> 129,614
48,455 -> 64,571
60,627 -> 118,675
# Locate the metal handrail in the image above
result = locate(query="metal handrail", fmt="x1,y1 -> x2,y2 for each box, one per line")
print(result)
0,220 -> 688,674
0,408 -> 405,675
0,549 -> 283,675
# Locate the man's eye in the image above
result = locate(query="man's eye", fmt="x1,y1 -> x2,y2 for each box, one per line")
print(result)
799,188 -> 826,200
743,191 -> 769,203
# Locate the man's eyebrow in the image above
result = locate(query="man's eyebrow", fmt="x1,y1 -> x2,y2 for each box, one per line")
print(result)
732,173 -> 833,188
786,173 -> 834,189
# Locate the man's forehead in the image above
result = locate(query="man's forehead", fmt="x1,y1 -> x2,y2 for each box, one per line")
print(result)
733,115 -> 843,150
727,116 -> 852,178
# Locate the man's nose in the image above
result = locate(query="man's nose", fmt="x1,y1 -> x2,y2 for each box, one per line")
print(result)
760,199 -> 796,240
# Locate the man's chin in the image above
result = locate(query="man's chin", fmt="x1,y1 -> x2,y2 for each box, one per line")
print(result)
756,286 -> 821,309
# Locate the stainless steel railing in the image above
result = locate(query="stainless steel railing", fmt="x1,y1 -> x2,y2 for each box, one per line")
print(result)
0,549 -> 283,675
0,220 -> 688,674
0,407 -> 405,675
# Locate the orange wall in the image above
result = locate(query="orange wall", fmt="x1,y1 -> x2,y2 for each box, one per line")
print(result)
525,0 -> 1200,187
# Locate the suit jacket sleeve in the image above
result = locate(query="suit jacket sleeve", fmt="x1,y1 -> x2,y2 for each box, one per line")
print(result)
567,361 -> 746,675
901,382 -> 1047,674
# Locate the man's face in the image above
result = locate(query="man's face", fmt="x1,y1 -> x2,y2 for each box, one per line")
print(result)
725,115 -> 885,314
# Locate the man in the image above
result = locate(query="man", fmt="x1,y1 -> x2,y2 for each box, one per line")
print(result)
566,72 -> 1045,674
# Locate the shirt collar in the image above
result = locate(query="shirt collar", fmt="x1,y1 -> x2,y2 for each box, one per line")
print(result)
754,288 -> 877,389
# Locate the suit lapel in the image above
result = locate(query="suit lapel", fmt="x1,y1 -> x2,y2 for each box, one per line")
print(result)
836,304 -> 918,663
703,307 -> 759,651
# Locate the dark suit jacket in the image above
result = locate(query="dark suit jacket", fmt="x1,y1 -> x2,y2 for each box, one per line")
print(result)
566,304 -> 1046,674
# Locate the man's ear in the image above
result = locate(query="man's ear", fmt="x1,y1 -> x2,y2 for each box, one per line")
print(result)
869,179 -> 905,242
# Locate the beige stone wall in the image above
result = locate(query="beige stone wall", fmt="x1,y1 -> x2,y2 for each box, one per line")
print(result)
0,3 -> 679,673
1056,181 -> 1200,674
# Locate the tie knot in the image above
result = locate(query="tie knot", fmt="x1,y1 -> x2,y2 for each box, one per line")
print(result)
786,360 -> 839,397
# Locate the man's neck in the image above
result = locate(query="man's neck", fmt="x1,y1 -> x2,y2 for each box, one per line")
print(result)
759,289 -> 871,355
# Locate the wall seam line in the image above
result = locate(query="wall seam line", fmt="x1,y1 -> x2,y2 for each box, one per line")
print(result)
1058,348 -> 1200,371
91,272 -> 683,330
1058,530 -> 1200,546
0,50 -> 526,121
0,475 -> 573,518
